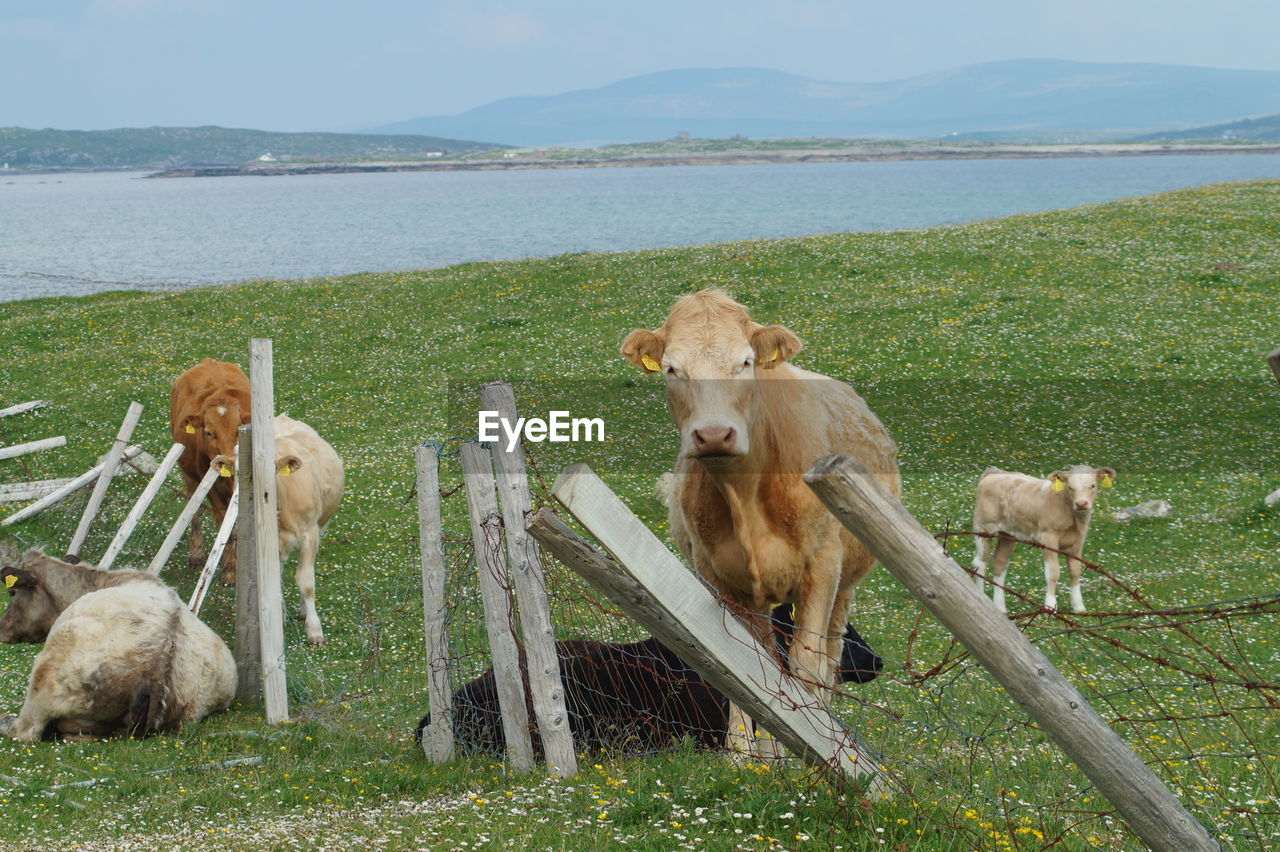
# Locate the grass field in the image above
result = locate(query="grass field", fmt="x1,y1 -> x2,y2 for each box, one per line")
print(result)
0,179 -> 1277,850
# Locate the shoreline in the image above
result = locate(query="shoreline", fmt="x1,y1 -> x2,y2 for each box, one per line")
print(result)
145,143 -> 1280,178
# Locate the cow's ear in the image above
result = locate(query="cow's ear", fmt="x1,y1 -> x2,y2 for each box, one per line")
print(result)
179,414 -> 203,436
1096,467 -> 1116,488
1049,471 -> 1068,492
277,456 -> 302,477
3,567 -> 35,591
620,329 -> 666,373
750,324 -> 803,369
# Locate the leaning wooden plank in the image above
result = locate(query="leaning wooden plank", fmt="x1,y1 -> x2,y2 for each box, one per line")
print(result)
0,478 -> 74,503
415,445 -> 454,763
0,401 -> 46,419
249,338 -> 288,725
461,442 -> 535,773
146,462 -> 223,576
98,442 -> 186,570
803,454 -> 1218,851
480,381 -> 577,778
188,484 -> 239,616
66,401 -> 144,561
0,436 -> 66,461
1,445 -> 144,527
531,464 -> 883,789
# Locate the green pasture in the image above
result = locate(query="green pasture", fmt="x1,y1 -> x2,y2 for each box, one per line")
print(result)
0,180 -> 1277,850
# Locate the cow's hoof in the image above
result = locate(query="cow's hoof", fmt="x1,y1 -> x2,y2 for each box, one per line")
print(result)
306,635 -> 326,647
187,554 -> 206,570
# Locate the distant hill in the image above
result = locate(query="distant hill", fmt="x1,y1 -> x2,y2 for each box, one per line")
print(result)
369,60 -> 1280,146
1130,112 -> 1280,142
0,126 -> 507,170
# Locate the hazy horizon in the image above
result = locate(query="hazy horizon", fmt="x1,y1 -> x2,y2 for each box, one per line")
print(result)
5,1 -> 1280,134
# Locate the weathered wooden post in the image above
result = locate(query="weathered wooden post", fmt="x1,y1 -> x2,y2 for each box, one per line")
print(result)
528,464 -> 884,789
146,462 -> 223,575
415,445 -> 454,762
66,401 -> 144,562
0,436 -> 66,461
802,454 -> 1218,851
188,486 -> 239,614
460,442 -> 534,773
0,401 -> 47,419
235,426 -> 262,700
98,442 -> 186,570
2,445 -> 144,527
249,338 -> 288,723
480,382 -> 577,778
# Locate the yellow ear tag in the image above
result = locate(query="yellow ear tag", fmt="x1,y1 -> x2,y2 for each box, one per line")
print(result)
278,465 -> 291,476
640,354 -> 661,373
1101,474 -> 1113,489
1051,478 -> 1065,492
185,424 -> 196,434
219,465 -> 232,478
4,575 -> 16,589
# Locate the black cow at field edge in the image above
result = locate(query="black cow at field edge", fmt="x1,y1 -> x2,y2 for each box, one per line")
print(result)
415,605 -> 882,757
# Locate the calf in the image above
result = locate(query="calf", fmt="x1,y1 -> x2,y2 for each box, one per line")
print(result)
170,358 -> 251,582
415,608 -> 881,757
0,543 -> 235,741
971,465 -> 1116,613
272,415 -> 344,646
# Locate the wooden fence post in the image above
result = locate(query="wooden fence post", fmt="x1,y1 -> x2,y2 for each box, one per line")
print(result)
188,486 -> 239,615
415,445 -> 454,762
0,479 -> 74,504
235,424 -> 262,700
1,445 -> 144,527
249,338 -> 288,724
460,442 -> 534,773
479,382 -> 577,778
0,436 -> 66,461
528,464 -> 883,789
146,463 -> 222,575
0,401 -> 47,419
802,454 -> 1218,851
66,401 -> 144,561
98,442 -> 185,570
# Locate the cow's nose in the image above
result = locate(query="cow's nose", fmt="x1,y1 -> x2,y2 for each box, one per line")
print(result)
692,426 -> 736,454
1075,500 -> 1090,511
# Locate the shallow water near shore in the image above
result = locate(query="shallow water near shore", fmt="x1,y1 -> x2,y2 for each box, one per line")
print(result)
4,152 -> 1280,302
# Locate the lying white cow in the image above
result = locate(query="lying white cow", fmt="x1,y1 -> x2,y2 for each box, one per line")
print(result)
273,414 -> 344,646
0,544 -> 235,741
971,465 -> 1115,613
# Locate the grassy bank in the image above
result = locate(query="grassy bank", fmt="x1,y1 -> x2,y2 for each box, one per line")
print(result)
0,180 -> 1277,850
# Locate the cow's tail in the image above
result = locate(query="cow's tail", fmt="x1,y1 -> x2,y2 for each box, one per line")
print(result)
124,610 -> 182,737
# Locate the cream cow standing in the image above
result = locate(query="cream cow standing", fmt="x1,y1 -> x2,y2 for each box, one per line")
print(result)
621,289 -> 899,756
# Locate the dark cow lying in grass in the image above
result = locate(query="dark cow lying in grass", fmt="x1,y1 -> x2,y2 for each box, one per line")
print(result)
0,543 -> 236,741
415,605 -> 882,757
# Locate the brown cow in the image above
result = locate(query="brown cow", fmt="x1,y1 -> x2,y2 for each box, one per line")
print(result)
170,358 -> 250,583
0,542 -> 235,741
621,289 -> 899,756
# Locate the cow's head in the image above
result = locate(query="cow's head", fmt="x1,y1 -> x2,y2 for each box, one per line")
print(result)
0,551 -> 59,644
1049,465 -> 1116,513
621,290 -> 802,464
180,399 -> 249,465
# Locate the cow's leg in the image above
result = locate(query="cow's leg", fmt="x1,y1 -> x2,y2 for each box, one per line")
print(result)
971,533 -> 990,595
990,536 -> 1015,613
1040,537 -> 1062,611
295,527 -> 325,646
1066,547 -> 1086,613
0,701 -> 54,742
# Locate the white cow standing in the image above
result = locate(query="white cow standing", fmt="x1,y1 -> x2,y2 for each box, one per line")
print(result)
272,414 -> 344,646
971,465 -> 1115,613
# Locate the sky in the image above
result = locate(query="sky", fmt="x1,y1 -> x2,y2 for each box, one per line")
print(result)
5,0 -> 1280,133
